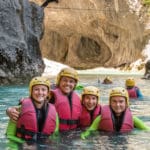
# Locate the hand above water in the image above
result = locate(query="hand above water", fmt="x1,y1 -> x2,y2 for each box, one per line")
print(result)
6,106 -> 20,123
81,130 -> 91,140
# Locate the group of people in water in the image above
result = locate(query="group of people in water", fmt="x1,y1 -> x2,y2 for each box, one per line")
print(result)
5,67 -> 149,143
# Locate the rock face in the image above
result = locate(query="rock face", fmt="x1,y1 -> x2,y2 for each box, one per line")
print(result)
40,0 -> 148,69
0,0 -> 44,85
143,60 -> 150,79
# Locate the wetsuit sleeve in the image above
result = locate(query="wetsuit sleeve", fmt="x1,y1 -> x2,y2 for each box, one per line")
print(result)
54,113 -> 59,134
6,120 -> 25,143
6,105 -> 21,136
75,84 -> 84,90
81,116 -> 101,140
49,113 -> 60,140
6,120 -> 17,136
133,116 -> 150,131
136,88 -> 143,100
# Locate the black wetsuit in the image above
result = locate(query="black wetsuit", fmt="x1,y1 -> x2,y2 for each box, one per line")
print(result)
111,108 -> 125,132
34,102 -> 47,132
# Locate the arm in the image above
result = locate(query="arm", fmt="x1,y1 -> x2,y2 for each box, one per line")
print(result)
49,113 -> 60,140
6,106 -> 20,123
54,113 -> 59,134
136,88 -> 143,100
133,116 -> 150,131
75,83 -> 84,91
81,116 -> 101,140
6,118 -> 25,143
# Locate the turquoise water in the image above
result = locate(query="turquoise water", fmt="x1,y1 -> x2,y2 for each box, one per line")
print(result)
0,75 -> 150,149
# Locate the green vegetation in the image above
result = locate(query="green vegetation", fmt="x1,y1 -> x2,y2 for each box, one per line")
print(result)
143,0 -> 150,5
142,0 -> 150,15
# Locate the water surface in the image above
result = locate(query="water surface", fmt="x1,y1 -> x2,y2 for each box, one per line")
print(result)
0,75 -> 150,150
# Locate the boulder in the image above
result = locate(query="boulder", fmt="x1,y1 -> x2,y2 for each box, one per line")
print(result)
143,60 -> 150,79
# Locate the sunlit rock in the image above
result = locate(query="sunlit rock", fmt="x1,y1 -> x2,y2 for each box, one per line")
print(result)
39,0 -> 148,69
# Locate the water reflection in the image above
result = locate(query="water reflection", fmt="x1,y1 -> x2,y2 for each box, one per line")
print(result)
0,75 -> 150,149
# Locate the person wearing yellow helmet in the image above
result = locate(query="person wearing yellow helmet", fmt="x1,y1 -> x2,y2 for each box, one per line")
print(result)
125,78 -> 143,99
49,67 -> 82,131
81,87 -> 150,139
6,76 -> 59,142
102,76 -> 113,84
79,86 -> 101,128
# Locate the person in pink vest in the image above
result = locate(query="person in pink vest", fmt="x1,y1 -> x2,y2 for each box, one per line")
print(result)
50,67 -> 82,131
81,87 -> 150,139
125,78 -> 143,100
79,86 -> 101,129
6,76 -> 59,142
6,67 -> 82,132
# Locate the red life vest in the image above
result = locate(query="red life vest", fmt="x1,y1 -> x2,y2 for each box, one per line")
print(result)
127,87 -> 138,98
79,105 -> 101,128
52,88 -> 82,131
17,98 -> 56,140
99,105 -> 134,132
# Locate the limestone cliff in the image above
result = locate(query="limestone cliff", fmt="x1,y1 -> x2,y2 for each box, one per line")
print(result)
39,0 -> 149,69
0,0 -> 44,84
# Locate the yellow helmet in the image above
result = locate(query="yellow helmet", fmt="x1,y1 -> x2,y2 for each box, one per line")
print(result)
29,76 -> 50,96
56,67 -> 79,85
109,87 -> 129,106
125,78 -> 135,87
81,86 -> 100,103
105,76 -> 112,81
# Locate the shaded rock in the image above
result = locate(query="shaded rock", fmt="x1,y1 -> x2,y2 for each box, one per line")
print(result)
143,60 -> 150,79
0,0 -> 44,85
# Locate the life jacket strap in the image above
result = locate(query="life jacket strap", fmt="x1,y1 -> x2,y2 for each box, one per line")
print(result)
17,125 -> 49,141
59,118 -> 79,125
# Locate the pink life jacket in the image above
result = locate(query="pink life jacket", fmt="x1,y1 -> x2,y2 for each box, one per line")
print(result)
17,98 -> 56,140
52,88 -> 82,131
99,105 -> 134,132
79,105 -> 101,128
127,87 -> 138,98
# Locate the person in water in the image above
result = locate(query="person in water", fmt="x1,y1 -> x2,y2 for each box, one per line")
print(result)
50,67 -> 82,131
125,78 -> 143,99
6,76 -> 59,142
6,67 -> 82,132
81,87 -> 150,139
79,86 -> 101,129
102,76 -> 113,84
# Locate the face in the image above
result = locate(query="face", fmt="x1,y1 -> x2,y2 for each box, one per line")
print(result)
110,96 -> 127,116
82,95 -> 97,111
59,76 -> 77,94
31,85 -> 49,105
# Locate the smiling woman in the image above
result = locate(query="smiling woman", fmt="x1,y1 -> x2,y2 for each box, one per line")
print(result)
6,76 -> 58,142
50,67 -> 82,131
79,86 -> 101,128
